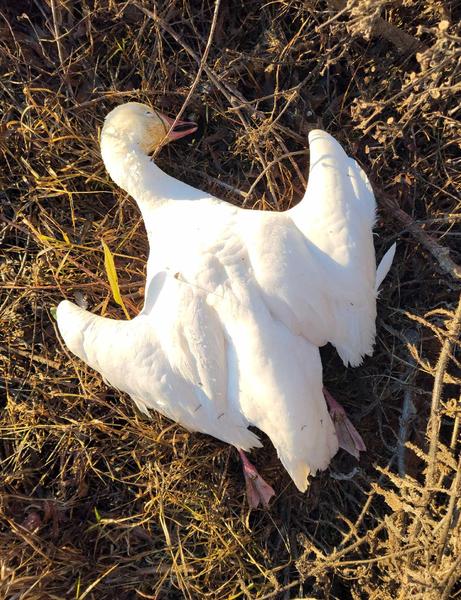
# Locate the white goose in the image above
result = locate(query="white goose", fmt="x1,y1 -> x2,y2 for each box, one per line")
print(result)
57,102 -> 395,508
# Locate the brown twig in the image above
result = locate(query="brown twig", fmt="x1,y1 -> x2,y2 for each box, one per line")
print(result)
425,294 -> 461,490
0,344 -> 61,370
379,191 -> 461,281
153,0 -> 222,157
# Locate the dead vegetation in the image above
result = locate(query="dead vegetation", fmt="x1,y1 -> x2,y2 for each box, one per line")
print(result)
1,1 -> 460,598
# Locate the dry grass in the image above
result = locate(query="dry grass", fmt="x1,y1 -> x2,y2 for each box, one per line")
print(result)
1,1 -> 460,598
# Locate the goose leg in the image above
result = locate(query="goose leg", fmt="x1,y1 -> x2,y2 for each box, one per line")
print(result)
323,388 -> 367,460
238,449 -> 275,509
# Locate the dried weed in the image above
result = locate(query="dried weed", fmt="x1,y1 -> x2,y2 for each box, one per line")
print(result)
1,1 -> 460,598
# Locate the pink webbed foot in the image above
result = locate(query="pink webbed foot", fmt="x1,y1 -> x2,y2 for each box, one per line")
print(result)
323,388 -> 367,460
238,449 -> 275,509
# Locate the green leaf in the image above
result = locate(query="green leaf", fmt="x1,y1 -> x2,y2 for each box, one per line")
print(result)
50,306 -> 57,321
101,239 -> 130,319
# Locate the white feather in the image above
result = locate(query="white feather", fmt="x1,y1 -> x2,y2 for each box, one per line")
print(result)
376,242 -> 397,291
56,104 -> 395,492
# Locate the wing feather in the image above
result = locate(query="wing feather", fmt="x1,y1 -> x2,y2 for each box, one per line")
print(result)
286,129 -> 390,366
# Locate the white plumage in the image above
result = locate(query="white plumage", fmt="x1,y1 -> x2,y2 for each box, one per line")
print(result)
57,103 -> 395,494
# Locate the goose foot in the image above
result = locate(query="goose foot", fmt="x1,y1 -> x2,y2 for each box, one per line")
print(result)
238,449 -> 275,509
323,388 -> 367,460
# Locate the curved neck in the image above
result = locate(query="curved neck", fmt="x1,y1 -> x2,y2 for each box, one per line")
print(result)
101,135 -> 209,221
101,135 -> 173,215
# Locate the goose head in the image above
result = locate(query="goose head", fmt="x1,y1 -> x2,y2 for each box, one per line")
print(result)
101,102 -> 197,154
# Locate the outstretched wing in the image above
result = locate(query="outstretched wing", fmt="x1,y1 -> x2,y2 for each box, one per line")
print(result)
56,275 -> 261,452
286,129 -> 391,366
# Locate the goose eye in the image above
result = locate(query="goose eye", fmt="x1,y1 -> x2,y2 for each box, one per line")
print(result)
145,111 -> 153,117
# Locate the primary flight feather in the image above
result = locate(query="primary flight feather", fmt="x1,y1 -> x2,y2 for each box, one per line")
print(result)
57,102 -> 395,506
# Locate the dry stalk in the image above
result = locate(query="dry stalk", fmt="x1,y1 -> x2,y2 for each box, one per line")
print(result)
1,1 -> 459,598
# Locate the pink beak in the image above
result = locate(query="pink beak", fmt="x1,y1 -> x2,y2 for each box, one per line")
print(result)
158,112 -> 198,141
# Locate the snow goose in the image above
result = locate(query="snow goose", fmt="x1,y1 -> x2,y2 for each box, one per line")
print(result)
57,102 -> 395,508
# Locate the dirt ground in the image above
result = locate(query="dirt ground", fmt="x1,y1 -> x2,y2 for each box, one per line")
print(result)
1,1 -> 460,598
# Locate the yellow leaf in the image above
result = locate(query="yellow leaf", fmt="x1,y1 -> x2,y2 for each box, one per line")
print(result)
37,231 -> 71,246
38,233 -> 61,245
101,239 -> 130,319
